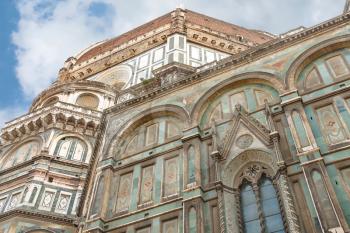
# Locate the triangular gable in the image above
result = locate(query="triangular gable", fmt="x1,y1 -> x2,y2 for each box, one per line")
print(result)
216,104 -> 272,160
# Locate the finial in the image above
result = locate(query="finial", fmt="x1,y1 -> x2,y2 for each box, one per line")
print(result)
344,0 -> 350,13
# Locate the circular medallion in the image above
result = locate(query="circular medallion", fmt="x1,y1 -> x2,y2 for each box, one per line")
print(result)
236,134 -> 253,149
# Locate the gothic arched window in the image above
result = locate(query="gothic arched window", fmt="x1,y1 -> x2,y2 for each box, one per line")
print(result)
53,137 -> 87,162
240,181 -> 261,233
238,167 -> 285,233
1,141 -> 40,170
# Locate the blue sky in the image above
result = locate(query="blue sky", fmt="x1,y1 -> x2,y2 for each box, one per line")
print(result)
0,0 -> 346,127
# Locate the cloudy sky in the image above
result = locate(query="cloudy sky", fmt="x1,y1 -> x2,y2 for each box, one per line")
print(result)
0,0 -> 346,127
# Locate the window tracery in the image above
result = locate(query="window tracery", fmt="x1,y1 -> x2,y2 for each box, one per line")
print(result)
238,164 -> 285,233
53,137 -> 87,162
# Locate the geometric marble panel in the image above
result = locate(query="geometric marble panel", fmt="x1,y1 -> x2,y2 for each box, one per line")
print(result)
116,173 -> 133,212
139,165 -> 154,204
163,157 -> 178,197
162,218 -> 178,233
316,105 -> 347,145
326,55 -> 349,78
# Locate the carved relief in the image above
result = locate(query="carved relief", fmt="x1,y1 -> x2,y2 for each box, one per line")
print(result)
235,134 -> 253,149
316,105 -> 348,145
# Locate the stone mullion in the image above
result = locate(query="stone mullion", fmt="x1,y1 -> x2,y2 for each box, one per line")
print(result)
233,189 -> 243,233
217,185 -> 227,233
276,174 -> 301,233
253,184 -> 266,233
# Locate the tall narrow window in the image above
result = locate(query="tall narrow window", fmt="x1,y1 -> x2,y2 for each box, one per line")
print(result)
260,177 -> 285,233
312,170 -> 338,228
188,146 -> 196,184
239,170 -> 286,233
291,110 -> 310,148
189,207 -> 197,233
240,182 -> 261,233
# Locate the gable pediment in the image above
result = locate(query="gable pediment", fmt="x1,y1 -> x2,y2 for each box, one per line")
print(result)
216,105 -> 272,160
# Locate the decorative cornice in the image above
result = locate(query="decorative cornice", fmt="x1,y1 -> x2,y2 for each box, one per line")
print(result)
30,80 -> 117,111
104,13 -> 350,115
0,208 -> 76,225
1,102 -> 101,143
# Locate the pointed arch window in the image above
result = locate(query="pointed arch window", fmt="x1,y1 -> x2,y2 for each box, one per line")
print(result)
1,141 -> 39,170
239,170 -> 285,233
240,181 -> 261,233
53,137 -> 87,162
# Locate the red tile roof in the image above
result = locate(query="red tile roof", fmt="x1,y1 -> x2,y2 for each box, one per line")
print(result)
75,9 -> 273,64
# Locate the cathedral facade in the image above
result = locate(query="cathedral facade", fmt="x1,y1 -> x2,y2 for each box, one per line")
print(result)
2,6 -> 350,233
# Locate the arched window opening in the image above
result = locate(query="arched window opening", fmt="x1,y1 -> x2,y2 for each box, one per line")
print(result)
1,141 -> 39,170
240,181 -> 261,233
259,177 -> 285,233
291,110 -> 310,148
239,169 -> 286,233
311,170 -> 338,229
53,137 -> 87,162
76,93 -> 99,110
188,146 -> 196,184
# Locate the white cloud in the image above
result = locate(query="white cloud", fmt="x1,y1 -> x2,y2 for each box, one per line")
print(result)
0,106 -> 27,128
11,0 -> 346,100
